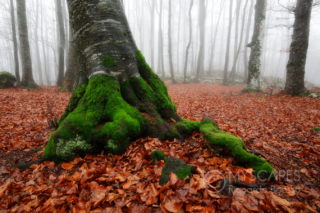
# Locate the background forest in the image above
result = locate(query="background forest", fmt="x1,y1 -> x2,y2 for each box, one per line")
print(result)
0,0 -> 320,87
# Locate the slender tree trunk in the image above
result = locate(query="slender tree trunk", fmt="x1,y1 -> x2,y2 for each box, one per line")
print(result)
34,0 -> 43,85
243,0 -> 254,84
261,14 -> 271,77
229,0 -> 249,84
168,0 -> 176,84
150,0 -> 155,69
41,0 -> 49,85
183,0 -> 194,84
245,0 -> 267,91
63,29 -> 76,92
284,0 -> 313,96
208,0 -> 224,76
158,0 -> 165,80
56,0 -> 66,87
195,0 -> 206,82
176,0 -> 182,74
16,0 -> 37,88
10,0 -> 20,84
222,1 -> 234,85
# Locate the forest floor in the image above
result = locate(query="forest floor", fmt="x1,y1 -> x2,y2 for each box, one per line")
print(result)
0,83 -> 319,212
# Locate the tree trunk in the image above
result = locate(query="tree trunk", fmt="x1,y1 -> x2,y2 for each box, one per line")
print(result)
34,0 -> 43,85
63,29 -> 76,92
16,0 -> 37,88
245,0 -> 267,91
222,1 -> 234,85
42,0 -> 274,180
10,0 -> 20,85
229,0 -> 249,84
150,0 -> 155,70
195,0 -> 206,82
176,0 -> 182,74
56,0 -> 66,87
183,0 -> 194,84
208,0 -> 224,76
243,0 -> 254,84
168,0 -> 176,84
158,0 -> 165,80
284,0 -> 313,96
41,0 -> 49,85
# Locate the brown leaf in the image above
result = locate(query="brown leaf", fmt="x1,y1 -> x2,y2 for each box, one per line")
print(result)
61,162 -> 74,170
163,198 -> 183,212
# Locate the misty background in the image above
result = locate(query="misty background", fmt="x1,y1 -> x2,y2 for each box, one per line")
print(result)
0,0 -> 319,86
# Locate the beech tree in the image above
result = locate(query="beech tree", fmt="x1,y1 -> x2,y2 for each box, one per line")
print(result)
16,0 -> 37,88
245,0 -> 267,91
9,0 -> 20,84
43,0 -> 274,180
284,0 -> 313,96
56,0 -> 66,87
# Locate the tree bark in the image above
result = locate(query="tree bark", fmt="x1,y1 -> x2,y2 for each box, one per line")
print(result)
222,1 -> 234,85
63,29 -> 76,92
243,0 -> 254,84
229,0 -> 249,84
208,0 -> 224,76
16,0 -> 37,88
10,0 -> 20,85
168,0 -> 176,84
195,0 -> 206,82
34,0 -> 44,85
56,0 -> 66,87
41,0 -> 49,85
245,0 -> 267,91
156,0 -> 165,80
150,0 -> 155,70
284,0 -> 313,96
183,0 -> 194,84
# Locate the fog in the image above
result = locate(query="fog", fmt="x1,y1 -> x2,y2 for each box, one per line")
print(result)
0,0 -> 319,85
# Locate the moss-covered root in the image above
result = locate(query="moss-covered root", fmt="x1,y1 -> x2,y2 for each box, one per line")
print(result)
200,118 -> 275,180
159,156 -> 195,186
241,88 -> 263,93
151,150 -> 166,164
43,75 -> 147,161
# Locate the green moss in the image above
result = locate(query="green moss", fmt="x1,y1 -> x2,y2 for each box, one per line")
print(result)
151,150 -> 166,163
159,157 -> 194,185
135,50 -> 177,119
55,134 -> 94,161
199,118 -> 275,180
27,84 -> 40,90
176,119 -> 201,136
241,88 -> 263,93
102,56 -> 117,68
59,83 -> 87,124
314,127 -> 320,132
60,82 -> 69,93
0,71 -> 16,88
43,75 -> 147,161
33,148 -> 40,153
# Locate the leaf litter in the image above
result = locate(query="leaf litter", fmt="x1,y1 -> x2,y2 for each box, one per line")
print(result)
0,83 -> 319,212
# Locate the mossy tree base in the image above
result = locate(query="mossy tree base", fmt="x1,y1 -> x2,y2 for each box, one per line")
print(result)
43,51 -> 275,182
43,51 -> 200,161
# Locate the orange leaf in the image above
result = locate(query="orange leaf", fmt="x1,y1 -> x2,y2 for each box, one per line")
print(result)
61,162 -> 74,170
